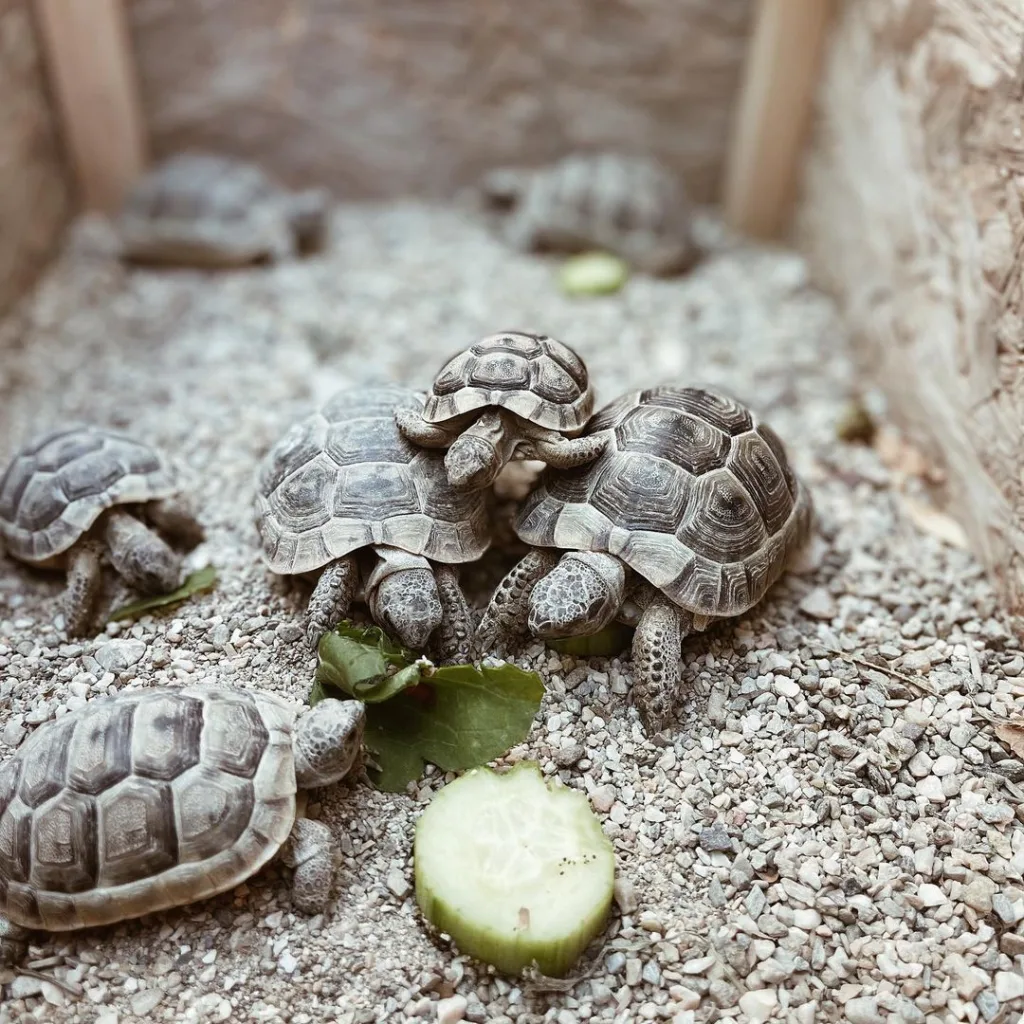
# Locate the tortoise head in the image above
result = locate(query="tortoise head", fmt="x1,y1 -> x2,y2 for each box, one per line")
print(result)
367,553 -> 443,652
294,698 -> 366,788
528,551 -> 625,639
444,409 -> 516,491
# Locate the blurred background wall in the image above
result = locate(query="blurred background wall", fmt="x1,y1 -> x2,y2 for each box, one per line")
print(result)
0,0 -> 70,314
127,0 -> 753,202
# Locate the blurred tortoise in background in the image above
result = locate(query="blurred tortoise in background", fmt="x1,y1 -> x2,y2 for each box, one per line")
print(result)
0,685 -> 365,963
396,331 -> 607,491
477,153 -> 699,276
118,152 -> 331,268
476,386 -> 813,733
0,425 -> 204,637
255,384 -> 491,660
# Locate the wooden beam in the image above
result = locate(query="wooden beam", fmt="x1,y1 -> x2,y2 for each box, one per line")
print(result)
724,0 -> 837,240
32,0 -> 147,212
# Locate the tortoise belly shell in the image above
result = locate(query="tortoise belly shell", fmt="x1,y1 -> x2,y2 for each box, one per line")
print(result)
0,426 -> 175,565
422,331 -> 593,432
255,384 -> 491,575
0,686 -> 296,931
516,386 -> 813,618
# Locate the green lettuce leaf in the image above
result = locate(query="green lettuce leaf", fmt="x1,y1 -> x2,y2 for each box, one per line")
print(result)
311,620 -> 545,791
108,566 -> 217,621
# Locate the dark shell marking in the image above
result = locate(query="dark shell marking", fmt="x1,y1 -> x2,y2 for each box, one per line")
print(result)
0,426 -> 174,563
255,384 -> 491,575
421,332 -> 592,432
0,687 -> 295,931
516,387 -> 812,619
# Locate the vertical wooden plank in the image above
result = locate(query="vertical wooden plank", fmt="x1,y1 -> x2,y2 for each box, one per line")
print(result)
32,0 -> 147,211
723,0 -> 837,240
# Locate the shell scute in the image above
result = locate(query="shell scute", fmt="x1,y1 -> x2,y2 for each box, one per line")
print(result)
31,791 -> 98,894
131,693 -> 203,782
96,776 -> 177,887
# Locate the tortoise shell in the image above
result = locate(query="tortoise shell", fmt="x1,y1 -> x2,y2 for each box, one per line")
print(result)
0,426 -> 175,565
421,331 -> 593,433
515,387 -> 812,619
0,686 -> 296,931
122,153 -> 283,227
255,384 -> 491,575
483,153 -> 697,275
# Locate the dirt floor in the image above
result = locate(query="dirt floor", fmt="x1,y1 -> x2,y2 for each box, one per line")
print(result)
0,203 -> 1022,1024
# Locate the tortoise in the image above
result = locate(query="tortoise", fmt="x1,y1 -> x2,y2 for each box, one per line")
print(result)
0,685 -> 365,964
0,425 -> 205,637
255,384 -> 491,659
118,152 -> 331,268
475,386 -> 813,733
477,152 -> 700,276
396,331 -> 607,492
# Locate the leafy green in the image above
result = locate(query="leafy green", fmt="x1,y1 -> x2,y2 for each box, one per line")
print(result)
108,566 -> 217,621
311,620 -> 545,792
558,251 -> 629,296
547,623 -> 635,658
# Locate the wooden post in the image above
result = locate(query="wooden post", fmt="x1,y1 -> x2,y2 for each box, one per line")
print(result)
32,0 -> 147,211
724,0 -> 837,240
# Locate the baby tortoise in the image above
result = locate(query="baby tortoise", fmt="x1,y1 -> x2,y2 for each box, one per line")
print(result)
118,152 -> 330,267
0,426 -> 204,637
396,331 -> 606,491
476,386 -> 812,733
255,385 -> 491,659
479,152 -> 699,276
0,685 -> 364,963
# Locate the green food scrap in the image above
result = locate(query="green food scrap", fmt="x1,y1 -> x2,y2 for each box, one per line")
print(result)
311,621 -> 545,792
547,623 -> 634,658
108,566 -> 217,621
558,252 -> 629,296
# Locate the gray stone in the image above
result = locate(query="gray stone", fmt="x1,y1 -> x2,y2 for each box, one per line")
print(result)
699,824 -> 733,852
94,639 -> 146,673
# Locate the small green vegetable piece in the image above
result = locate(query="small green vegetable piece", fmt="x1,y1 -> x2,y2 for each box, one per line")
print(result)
415,762 -> 615,977
547,623 -> 634,658
310,621 -> 545,790
108,566 -> 217,621
558,252 -> 629,296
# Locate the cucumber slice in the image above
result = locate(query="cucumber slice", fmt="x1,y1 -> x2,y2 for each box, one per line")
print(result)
414,762 -> 615,977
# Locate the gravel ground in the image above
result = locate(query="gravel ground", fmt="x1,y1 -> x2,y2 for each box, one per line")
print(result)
0,202 -> 1022,1024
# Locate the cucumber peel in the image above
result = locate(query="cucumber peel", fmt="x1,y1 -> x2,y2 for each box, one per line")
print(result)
414,762 -> 615,977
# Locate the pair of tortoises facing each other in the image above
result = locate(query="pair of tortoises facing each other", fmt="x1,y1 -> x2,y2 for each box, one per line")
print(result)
0,685 -> 366,964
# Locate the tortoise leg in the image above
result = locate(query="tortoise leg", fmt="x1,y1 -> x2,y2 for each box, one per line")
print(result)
631,597 -> 688,735
519,431 -> 608,470
103,509 -> 182,594
475,548 -> 561,657
394,408 -> 457,449
281,818 -> 337,914
432,564 -> 474,664
306,556 -> 358,651
63,539 -> 105,638
0,917 -> 29,965
144,496 -> 205,550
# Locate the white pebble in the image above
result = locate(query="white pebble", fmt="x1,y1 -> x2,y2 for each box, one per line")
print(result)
917,883 -> 947,906
931,754 -> 958,777
738,989 -> 778,1022
994,971 -> 1024,1001
436,994 -> 468,1023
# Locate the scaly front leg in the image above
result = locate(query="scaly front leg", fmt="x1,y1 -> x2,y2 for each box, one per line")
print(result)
475,548 -> 561,658
281,818 -> 338,913
394,409 -> 460,449
306,556 -> 358,651
517,425 -> 608,470
432,564 -> 475,664
631,597 -> 688,735
63,539 -> 105,637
